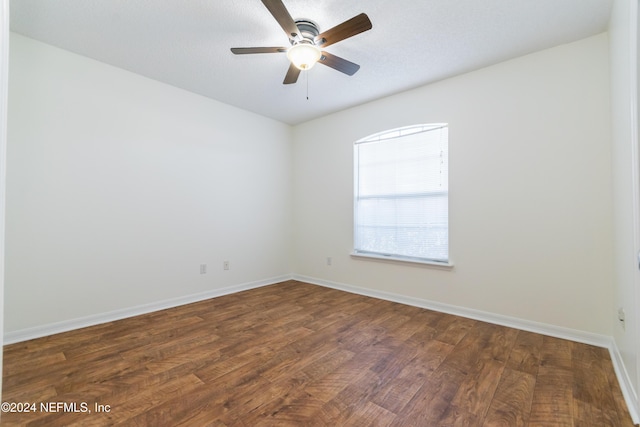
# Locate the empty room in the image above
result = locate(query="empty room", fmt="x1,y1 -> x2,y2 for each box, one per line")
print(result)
1,0 -> 640,425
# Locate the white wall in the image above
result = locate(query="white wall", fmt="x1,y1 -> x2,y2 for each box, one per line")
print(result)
4,30 -> 617,339
610,0 -> 640,410
292,33 -> 613,335
6,34 -> 293,333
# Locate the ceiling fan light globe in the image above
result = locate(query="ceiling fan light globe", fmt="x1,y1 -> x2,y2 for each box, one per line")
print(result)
287,43 -> 321,70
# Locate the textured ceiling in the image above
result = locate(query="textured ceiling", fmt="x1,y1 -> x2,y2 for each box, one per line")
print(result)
10,0 -> 613,125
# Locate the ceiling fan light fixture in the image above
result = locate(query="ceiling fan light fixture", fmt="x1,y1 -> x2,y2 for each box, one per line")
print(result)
287,42 -> 321,70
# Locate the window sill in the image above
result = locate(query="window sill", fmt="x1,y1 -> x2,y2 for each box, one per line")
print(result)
350,252 -> 454,270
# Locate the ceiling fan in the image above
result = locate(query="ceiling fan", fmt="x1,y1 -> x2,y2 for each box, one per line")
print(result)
231,0 -> 372,85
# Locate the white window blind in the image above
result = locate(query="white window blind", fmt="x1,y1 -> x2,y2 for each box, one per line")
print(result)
354,124 -> 449,263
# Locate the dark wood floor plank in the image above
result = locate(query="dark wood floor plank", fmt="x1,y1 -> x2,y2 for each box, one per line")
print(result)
371,338 -> 454,414
484,323 -> 520,363
390,361 -> 467,426
572,342 -> 623,426
2,280 -> 635,426
539,335 -> 573,370
434,315 -> 477,346
343,401 -> 397,426
529,366 -> 574,426
2,350 -> 67,377
447,358 -> 506,421
603,350 -> 638,427
309,368 -> 385,425
441,321 -> 506,376
482,368 -> 536,426
506,330 -> 544,375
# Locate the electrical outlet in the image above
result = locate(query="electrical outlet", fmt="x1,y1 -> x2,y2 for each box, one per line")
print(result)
223,261 -> 230,270
618,307 -> 626,330
200,264 -> 207,274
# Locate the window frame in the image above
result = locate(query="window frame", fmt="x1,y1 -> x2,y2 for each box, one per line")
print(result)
352,124 -> 453,268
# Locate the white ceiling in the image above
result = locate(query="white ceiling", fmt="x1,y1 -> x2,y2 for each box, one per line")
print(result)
10,0 -> 613,125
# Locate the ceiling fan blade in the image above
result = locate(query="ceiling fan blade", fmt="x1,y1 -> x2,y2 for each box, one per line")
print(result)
231,47 -> 287,54
261,0 -> 301,40
283,63 -> 301,85
319,52 -> 360,76
314,13 -> 372,48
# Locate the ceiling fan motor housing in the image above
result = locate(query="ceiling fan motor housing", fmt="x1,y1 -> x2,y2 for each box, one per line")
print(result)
291,19 -> 320,45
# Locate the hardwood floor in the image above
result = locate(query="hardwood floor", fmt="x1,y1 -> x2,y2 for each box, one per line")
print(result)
2,280 -> 635,426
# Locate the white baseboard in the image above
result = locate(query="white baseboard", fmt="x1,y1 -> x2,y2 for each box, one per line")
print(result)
609,339 -> 640,424
293,274 -> 611,346
3,275 -> 292,345
292,274 -> 640,424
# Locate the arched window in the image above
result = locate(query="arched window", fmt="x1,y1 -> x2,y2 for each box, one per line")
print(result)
353,124 -> 449,264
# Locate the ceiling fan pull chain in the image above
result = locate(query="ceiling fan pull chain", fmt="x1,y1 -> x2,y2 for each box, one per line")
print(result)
306,70 -> 310,100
